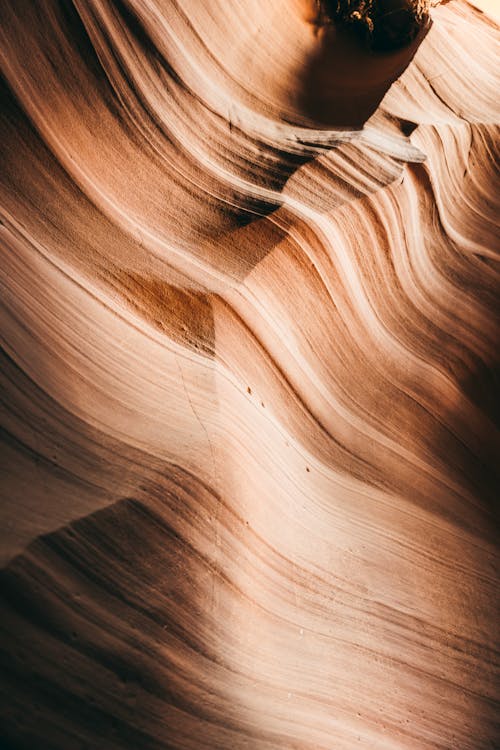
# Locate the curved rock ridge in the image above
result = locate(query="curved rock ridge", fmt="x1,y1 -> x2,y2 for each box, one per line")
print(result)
0,1 -> 499,748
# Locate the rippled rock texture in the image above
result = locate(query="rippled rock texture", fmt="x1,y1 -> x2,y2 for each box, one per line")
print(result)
1,1 -> 499,748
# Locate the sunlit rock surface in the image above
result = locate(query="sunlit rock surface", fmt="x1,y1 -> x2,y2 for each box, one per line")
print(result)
0,1 -> 499,748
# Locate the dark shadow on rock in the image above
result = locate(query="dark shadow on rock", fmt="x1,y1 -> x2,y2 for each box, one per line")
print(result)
296,19 -> 430,127
0,473 -> 275,749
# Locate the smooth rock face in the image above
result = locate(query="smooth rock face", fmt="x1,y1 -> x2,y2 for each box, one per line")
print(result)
0,1 -> 499,748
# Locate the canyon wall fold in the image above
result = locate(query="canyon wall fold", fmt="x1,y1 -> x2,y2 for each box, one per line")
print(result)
0,1 -> 499,748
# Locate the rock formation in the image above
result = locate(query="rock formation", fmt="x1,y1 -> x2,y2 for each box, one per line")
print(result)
0,0 -> 499,748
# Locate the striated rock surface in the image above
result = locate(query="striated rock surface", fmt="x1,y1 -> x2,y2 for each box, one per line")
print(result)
0,1 -> 499,748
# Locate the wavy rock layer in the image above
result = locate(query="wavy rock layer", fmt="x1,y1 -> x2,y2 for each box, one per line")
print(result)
0,1 -> 499,749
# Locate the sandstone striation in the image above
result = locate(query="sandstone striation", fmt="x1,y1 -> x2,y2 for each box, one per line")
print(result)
0,1 -> 499,748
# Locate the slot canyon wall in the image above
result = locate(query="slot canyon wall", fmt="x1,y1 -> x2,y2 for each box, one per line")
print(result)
0,1 -> 499,748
